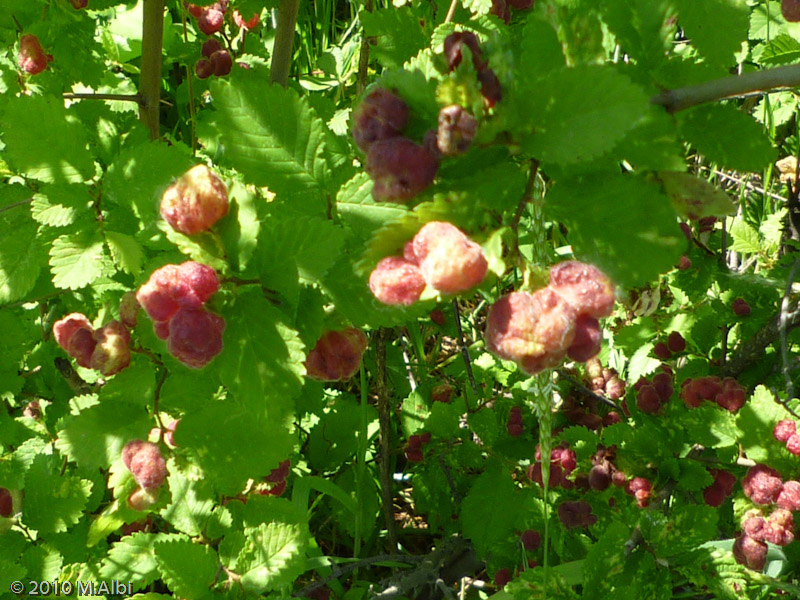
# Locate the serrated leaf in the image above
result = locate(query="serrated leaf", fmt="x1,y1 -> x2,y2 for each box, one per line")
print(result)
23,453 -> 92,534
360,7 -> 428,68
759,33 -> 800,64
678,104 -> 776,172
104,142 -> 195,222
100,532 -> 180,588
521,66 -> 650,166
545,174 -> 683,287
583,521 -> 629,600
206,74 -> 331,198
336,172 -> 409,239
0,186 -> 42,304
105,230 -> 145,275
218,180 -> 260,272
0,96 -> 94,183
154,539 -> 218,600
218,288 -> 305,410
728,220 -> 761,254
160,470 -> 216,536
659,172 -> 736,220
55,401 -> 152,470
674,0 -> 748,66
178,398 -> 295,495
49,230 -> 107,289
237,522 -> 308,593
462,0 -> 491,15
761,209 -> 786,248
735,386 -> 796,470
461,461 -> 519,558
31,184 -> 92,227
159,223 -> 229,274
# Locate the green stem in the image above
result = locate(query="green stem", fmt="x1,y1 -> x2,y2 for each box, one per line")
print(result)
356,0 -> 374,95
140,0 -> 165,140
270,0 -> 300,87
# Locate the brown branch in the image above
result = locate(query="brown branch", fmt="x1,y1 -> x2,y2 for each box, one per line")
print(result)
270,0 -> 300,87
63,93 -> 143,104
651,63 -> 800,114
721,306 -> 800,378
356,0 -> 374,96
376,329 -> 398,551
139,0 -> 165,140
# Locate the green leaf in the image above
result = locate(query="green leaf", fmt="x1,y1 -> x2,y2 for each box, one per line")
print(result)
23,453 -> 92,534
360,7 -> 429,68
55,401 -> 152,470
759,33 -> 800,64
520,66 -> 650,166
545,174 -> 683,288
218,180 -> 260,273
659,172 -> 736,220
160,470 -> 216,536
600,0 -> 674,68
103,141 -> 194,223
673,0 -> 748,66
218,288 -> 305,410
31,184 -> 92,228
105,230 -> 145,276
461,461 -> 519,558
0,185 -> 42,304
178,398 -> 295,495
643,505 -> 718,558
0,96 -> 94,183
728,220 -> 761,254
583,521 -> 630,600
206,74 -> 332,199
462,0 -> 492,15
100,532 -> 181,588
735,386 -> 796,471
336,172 -> 409,240
49,230 -> 108,290
237,522 -> 309,593
678,104 -> 776,172
154,539 -> 218,600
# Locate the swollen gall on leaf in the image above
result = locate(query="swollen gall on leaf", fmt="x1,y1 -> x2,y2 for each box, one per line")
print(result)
304,328 -> 369,381
485,288 -> 577,375
411,222 -> 488,294
351,88 -> 409,152
18,34 -> 53,75
366,138 -> 439,203
369,256 -> 426,306
160,165 -> 229,235
167,307 -> 225,369
548,261 -> 615,319
123,440 -> 167,490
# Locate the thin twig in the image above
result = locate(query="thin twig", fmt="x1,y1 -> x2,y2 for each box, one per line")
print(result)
779,257 -> 800,402
452,299 -> 478,395
139,0 -> 165,139
376,329 -> 398,552
444,0 -> 458,24
0,197 -> 33,214
651,63 -> 800,114
511,159 -> 540,235
356,0 -> 374,95
555,368 -> 619,410
63,92 -> 144,104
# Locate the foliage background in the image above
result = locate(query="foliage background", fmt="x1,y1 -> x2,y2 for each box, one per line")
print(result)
2,0 -> 800,598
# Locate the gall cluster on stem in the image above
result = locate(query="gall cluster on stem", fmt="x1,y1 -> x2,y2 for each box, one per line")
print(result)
53,314 -> 131,376
136,261 -> 225,368
369,221 -> 487,306
486,261 -> 614,375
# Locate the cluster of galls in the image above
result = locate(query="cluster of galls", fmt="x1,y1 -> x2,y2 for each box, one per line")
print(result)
633,366 -> 674,414
352,88 -> 439,203
404,432 -> 432,463
679,376 -> 746,412
370,221 -> 487,305
528,444 -> 577,489
122,440 -> 168,511
53,314 -> 131,376
304,328 -> 368,381
653,331 -> 686,361
161,164 -> 229,235
735,464 -> 800,570
136,261 -> 225,368
187,1 -> 257,78
486,261 -> 615,375
17,34 -> 53,75
562,360 -> 625,430
774,419 -> 800,455
702,469 -> 736,507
